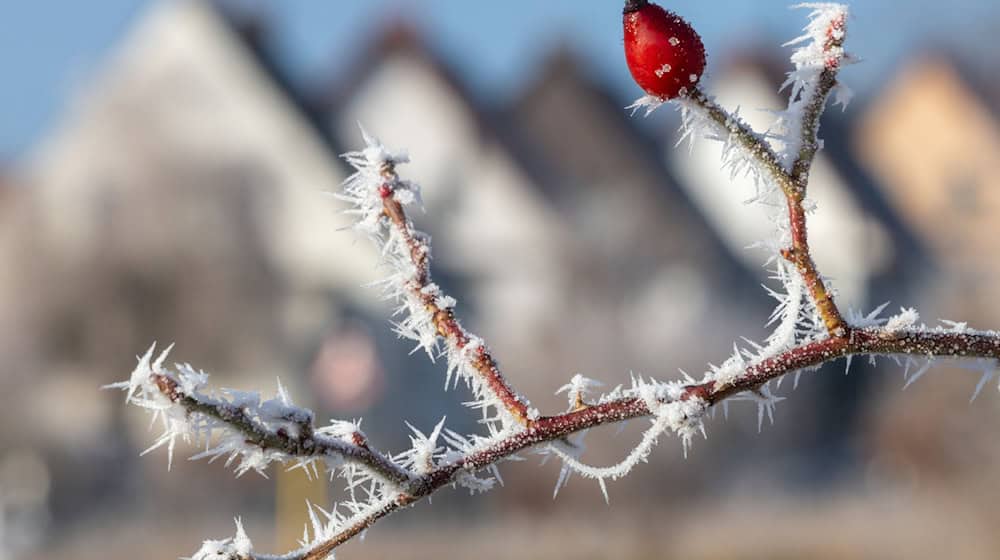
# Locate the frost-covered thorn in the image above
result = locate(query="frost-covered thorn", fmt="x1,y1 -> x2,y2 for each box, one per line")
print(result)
102,341 -> 161,404
626,94 -> 667,117
750,386 -> 783,432
399,417 -> 447,475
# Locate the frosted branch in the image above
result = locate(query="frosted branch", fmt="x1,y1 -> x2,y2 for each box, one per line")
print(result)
640,5 -> 853,338
105,343 -> 412,486
106,3 -> 1000,558
115,323 -> 1000,558
782,3 -> 852,185
339,127 -> 534,430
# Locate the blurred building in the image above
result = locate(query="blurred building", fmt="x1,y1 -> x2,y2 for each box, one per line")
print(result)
857,54 -> 1000,324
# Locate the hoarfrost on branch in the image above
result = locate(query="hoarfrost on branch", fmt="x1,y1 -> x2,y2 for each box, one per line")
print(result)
106,4 -> 1000,559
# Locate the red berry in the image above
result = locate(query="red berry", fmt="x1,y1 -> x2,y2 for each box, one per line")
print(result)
623,0 -> 706,99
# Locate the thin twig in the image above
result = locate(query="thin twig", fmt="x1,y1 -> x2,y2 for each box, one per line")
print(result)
293,326 -> 1000,556
377,161 -> 533,425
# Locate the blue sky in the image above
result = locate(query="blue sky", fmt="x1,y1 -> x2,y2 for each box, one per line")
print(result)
1,0 -> 998,160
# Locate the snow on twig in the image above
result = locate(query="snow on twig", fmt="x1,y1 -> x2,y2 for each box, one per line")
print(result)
339,126 -> 533,430
107,4 -> 1000,558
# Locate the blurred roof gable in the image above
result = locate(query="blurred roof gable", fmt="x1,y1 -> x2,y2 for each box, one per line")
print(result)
210,0 -> 346,155
312,19 -> 557,188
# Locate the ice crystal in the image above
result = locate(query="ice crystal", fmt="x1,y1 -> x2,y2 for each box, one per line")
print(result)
396,418 -> 447,475
625,95 -> 667,117
187,519 -> 253,560
846,301 -> 891,328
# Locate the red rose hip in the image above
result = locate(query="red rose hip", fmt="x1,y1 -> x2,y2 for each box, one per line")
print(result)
623,0 -> 706,99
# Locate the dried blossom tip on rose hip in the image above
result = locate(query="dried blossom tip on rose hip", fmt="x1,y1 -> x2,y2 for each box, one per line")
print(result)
623,0 -> 706,100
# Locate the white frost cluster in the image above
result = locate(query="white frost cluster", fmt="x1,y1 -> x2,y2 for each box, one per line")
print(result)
188,519 -> 253,560
545,375 -> 707,502
396,418 -> 446,475
106,343 -> 338,477
339,127 -> 416,236
626,95 -> 667,117
555,374 -> 603,411
776,3 -> 853,168
883,307 -> 920,333
895,353 -> 999,400
439,429 -> 505,494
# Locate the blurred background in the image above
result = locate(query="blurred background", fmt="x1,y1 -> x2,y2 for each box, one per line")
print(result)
2,1 -> 1000,558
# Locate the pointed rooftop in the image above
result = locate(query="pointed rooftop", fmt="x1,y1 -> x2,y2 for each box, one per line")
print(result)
856,52 -> 1000,321
27,0 -> 378,300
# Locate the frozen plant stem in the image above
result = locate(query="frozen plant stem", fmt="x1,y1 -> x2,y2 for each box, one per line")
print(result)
685,86 -> 846,337
150,373 -> 411,487
109,3 -> 1000,559
375,159 -> 533,426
